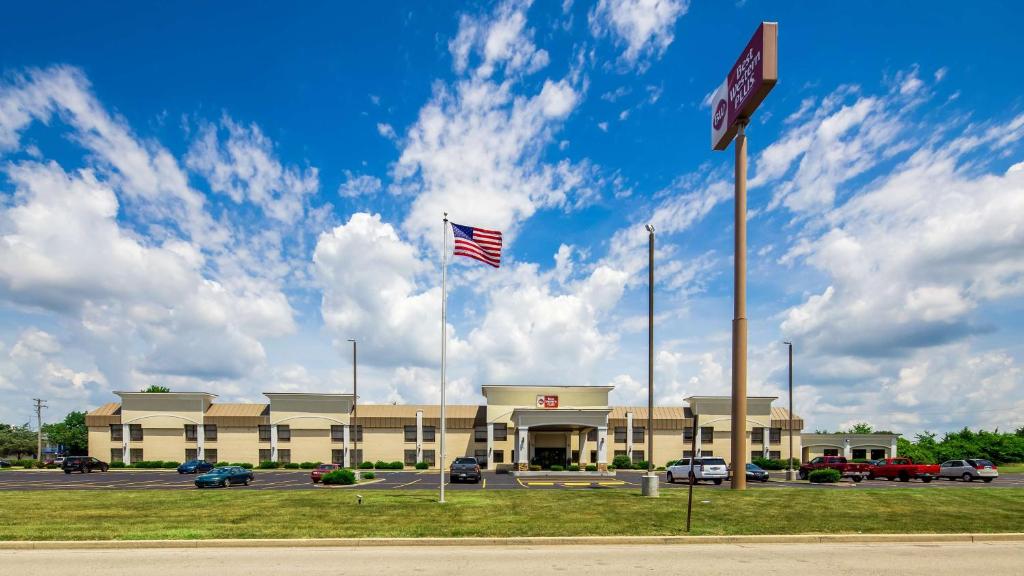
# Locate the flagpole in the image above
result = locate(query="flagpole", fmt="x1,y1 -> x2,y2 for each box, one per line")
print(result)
440,212 -> 448,504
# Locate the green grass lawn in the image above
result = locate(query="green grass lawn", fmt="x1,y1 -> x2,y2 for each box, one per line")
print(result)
0,488 -> 1022,540
997,463 -> 1024,473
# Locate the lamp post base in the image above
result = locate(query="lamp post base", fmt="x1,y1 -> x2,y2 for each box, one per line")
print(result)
786,469 -> 795,481
641,473 -> 659,497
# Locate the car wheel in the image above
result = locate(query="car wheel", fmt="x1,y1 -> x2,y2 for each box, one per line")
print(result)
64,469 -> 71,474
666,472 -> 674,483
243,478 -> 249,486
713,479 -> 722,485
852,476 -> 863,483
887,477 -> 895,481
797,470 -> 807,480
899,474 -> 909,482
983,478 -> 994,483
922,477 -> 932,483
762,477 -> 769,483
963,473 -> 973,482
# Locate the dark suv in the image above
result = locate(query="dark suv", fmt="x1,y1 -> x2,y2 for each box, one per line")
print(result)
62,456 -> 109,474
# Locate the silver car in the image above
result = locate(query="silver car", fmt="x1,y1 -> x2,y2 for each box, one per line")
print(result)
938,459 -> 998,483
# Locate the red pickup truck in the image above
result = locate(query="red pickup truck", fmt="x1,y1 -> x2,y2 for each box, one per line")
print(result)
867,458 -> 939,482
798,456 -> 872,482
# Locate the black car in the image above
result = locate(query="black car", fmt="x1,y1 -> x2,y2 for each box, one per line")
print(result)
745,463 -> 770,482
0,459 -> 10,468
62,456 -> 109,474
450,457 -> 481,483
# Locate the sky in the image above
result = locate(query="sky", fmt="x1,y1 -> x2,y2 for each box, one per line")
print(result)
1,0 -> 1022,437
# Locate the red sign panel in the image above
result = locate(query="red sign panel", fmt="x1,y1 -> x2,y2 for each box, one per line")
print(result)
536,395 -> 559,409
712,22 -> 778,150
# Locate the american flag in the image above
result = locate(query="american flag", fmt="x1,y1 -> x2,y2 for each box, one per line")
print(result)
451,222 -> 502,268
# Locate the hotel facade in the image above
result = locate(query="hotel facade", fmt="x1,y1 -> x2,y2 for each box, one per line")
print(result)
86,385 -> 898,469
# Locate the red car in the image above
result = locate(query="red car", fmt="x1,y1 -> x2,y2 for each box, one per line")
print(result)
868,457 -> 939,482
798,455 -> 872,482
310,463 -> 341,483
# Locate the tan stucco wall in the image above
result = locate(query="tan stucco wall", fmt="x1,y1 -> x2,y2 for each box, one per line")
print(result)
88,427 -> 114,461
212,426 -> 260,463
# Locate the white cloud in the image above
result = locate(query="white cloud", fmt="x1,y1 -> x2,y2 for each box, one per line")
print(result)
377,122 -> 397,140
589,0 -> 689,71
448,0 -> 550,79
337,171 -> 383,198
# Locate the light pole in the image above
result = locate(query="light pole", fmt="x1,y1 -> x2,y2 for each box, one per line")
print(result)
348,339 -> 358,470
783,341 -> 794,480
642,224 -> 658,497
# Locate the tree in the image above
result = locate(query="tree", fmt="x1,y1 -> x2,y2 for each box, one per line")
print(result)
847,422 -> 873,434
142,385 -> 170,393
42,411 -> 88,455
0,423 -> 38,458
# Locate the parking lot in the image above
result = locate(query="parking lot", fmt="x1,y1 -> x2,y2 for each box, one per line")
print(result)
1,469 -> 1022,491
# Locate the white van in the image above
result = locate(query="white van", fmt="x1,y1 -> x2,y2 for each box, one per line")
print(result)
666,457 -> 729,485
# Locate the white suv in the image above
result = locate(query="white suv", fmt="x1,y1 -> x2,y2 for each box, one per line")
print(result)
666,457 -> 729,485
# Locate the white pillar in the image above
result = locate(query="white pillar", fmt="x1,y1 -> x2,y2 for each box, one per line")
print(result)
565,432 -> 572,467
343,424 -> 351,467
578,431 -> 588,465
843,438 -> 852,459
517,426 -> 529,467
122,424 -> 130,465
486,422 -> 494,469
890,437 -> 898,458
528,431 -> 535,462
416,410 -> 424,464
626,412 -> 634,457
695,426 -> 702,458
597,426 -> 608,465
270,425 -> 279,462
762,427 -> 769,459
197,424 -> 205,461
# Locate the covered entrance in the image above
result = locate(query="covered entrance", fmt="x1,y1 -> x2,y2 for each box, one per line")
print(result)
512,408 -> 611,472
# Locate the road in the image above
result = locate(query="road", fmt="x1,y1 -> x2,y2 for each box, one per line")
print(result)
3,542 -> 1022,575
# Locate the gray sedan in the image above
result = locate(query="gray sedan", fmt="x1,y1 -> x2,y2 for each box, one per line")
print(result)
938,459 -> 998,482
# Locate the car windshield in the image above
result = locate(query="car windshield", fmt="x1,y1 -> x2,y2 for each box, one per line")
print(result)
184,460 -> 198,465
972,460 -> 994,467
702,458 -> 727,466
746,463 -> 762,471
318,464 -> 335,470
211,467 -> 232,473
454,458 -> 476,465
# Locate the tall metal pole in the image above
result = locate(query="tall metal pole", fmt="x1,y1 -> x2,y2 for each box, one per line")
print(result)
33,398 -> 47,461
440,213 -> 448,504
686,413 -> 699,532
646,225 -> 655,472
785,341 -> 794,480
349,339 -> 357,469
730,120 -> 748,490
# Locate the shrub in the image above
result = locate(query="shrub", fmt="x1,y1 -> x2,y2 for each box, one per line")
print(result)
322,469 -> 356,485
752,457 -> 799,470
258,461 -> 279,469
109,461 -> 126,468
389,461 -> 404,469
414,461 -> 428,470
215,461 -> 231,467
611,455 -> 632,469
373,460 -> 389,469
163,461 -> 181,468
567,464 -> 580,472
361,471 -> 375,480
632,460 -> 650,470
358,461 -> 374,469
283,462 -> 300,469
808,468 -> 841,483
14,459 -> 37,468
585,464 -> 598,472
549,464 -> 564,472
299,461 -> 319,469
656,466 -> 665,471
528,465 -> 541,471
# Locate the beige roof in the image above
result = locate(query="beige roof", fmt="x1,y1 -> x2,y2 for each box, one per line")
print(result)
88,402 -> 121,416
771,407 -> 804,430
609,406 -> 689,420
356,404 -> 482,419
205,403 -> 269,417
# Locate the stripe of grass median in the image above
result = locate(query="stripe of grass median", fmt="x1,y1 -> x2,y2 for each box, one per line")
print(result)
0,488 -> 1021,540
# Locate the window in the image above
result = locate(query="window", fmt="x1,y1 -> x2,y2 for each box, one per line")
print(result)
258,425 -> 271,442
700,427 -> 713,445
422,450 -> 436,466
331,450 -> 344,464
277,449 -> 291,464
129,424 -> 143,441
751,427 -> 764,443
331,425 -> 344,442
474,449 -> 487,467
204,449 -> 218,463
751,451 -> 763,462
870,448 -> 886,460
631,450 -> 645,464
590,450 -> 597,463
587,428 -> 597,441
614,449 -> 627,458
130,448 -> 143,462
204,424 -> 217,442
769,450 -> 781,460
493,450 -> 504,464
702,451 -> 714,457
824,449 -> 839,456
110,425 -> 122,441
404,449 -> 418,466
493,423 -> 507,441
422,426 -> 435,442
769,428 -> 782,443
571,450 -> 579,463
277,425 -> 290,442
184,425 -> 197,441
259,449 -> 272,462
474,426 -> 487,442
852,448 -> 867,460
632,426 -> 645,443
185,449 -> 198,461
352,425 -> 363,442
614,427 -> 627,443
683,450 -> 693,458
110,448 -> 123,463
683,426 -> 693,441
404,425 -> 417,442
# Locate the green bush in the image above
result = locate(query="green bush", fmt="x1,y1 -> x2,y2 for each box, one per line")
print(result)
632,460 -> 650,470
258,461 -> 279,469
611,455 -> 632,469
752,457 -> 799,470
322,469 -> 356,485
299,461 -> 319,469
528,465 -> 541,471
389,460 -> 404,469
215,461 -> 231,467
549,464 -> 564,472
358,461 -> 374,469
109,461 -> 126,468
373,460 -> 388,469
163,461 -> 181,468
585,464 -> 598,472
283,462 -> 300,469
13,459 -> 38,468
238,463 -> 254,469
414,461 -> 428,470
361,471 -> 375,479
808,468 -> 841,483
567,464 -> 580,472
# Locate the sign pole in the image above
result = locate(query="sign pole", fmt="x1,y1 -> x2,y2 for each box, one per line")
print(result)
730,120 -> 748,491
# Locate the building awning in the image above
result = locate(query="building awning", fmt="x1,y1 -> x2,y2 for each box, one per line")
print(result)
770,407 -> 804,431
205,403 -> 270,427
85,403 -> 121,427
355,404 -> 484,429
510,408 -> 611,430
608,406 -> 691,430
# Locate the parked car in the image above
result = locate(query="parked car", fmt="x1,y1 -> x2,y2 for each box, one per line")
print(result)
666,457 -> 729,484
0,459 -> 10,468
62,456 -> 109,474
745,462 -> 770,482
867,457 -> 939,482
450,457 -> 481,483
938,459 -> 999,483
311,463 -> 341,483
798,456 -> 871,482
177,460 -> 214,474
43,456 -> 65,468
194,466 -> 254,488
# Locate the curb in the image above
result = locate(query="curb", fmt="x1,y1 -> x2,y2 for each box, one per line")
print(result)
1,533 -> 1021,550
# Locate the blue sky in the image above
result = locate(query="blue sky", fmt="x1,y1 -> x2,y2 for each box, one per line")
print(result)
1,1 -> 1022,436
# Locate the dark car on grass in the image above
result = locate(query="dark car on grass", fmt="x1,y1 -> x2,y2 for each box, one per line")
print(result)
450,457 -> 481,483
62,456 -> 109,474
195,466 -> 254,488
311,463 -> 341,483
177,460 -> 214,474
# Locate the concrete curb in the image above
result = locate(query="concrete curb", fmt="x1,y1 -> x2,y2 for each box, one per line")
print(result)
1,533 -> 1021,550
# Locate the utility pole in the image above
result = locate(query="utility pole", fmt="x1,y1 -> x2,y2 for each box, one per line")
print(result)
33,398 -> 47,461
642,224 -> 658,497
348,339 -> 358,470
784,341 -> 794,480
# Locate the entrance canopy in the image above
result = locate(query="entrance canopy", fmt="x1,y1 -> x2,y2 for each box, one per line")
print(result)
511,408 -> 610,430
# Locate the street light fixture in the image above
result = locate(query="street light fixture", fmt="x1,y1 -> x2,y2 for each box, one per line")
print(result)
783,341 -> 794,480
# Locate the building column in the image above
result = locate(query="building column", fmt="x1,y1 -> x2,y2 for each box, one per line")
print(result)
565,431 -> 572,467
695,426 -> 702,458
343,424 -> 351,467
416,410 -> 424,464
843,438 -> 852,459
890,437 -> 898,458
486,422 -> 494,469
596,425 -> 608,472
626,412 -> 634,457
270,425 -> 278,463
516,426 -> 529,471
578,430 -> 588,466
122,423 -> 130,465
762,428 -> 769,459
197,424 -> 205,461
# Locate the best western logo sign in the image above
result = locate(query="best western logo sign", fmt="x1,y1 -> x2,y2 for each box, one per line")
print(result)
536,395 -> 559,409
711,22 -> 778,150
